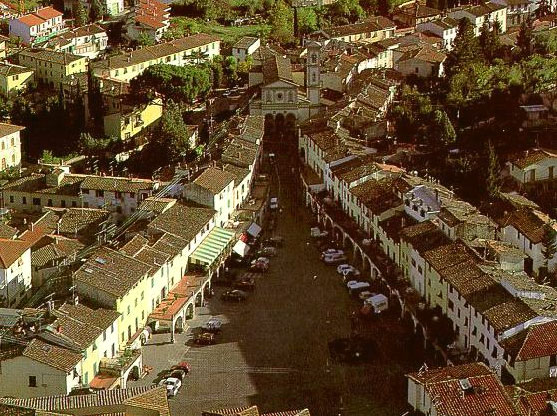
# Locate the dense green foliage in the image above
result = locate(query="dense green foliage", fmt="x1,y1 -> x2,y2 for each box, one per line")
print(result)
129,64 -> 212,104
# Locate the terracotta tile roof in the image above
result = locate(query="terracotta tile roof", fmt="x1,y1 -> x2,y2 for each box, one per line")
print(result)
123,385 -> 170,416
31,236 -> 83,268
0,63 -> 34,77
33,6 -> 62,20
133,245 -> 170,267
0,238 -> 30,268
80,175 -> 154,194
22,338 -> 81,373
400,220 -> 448,255
349,178 -> 403,215
511,148 -> 557,169
55,208 -> 110,236
483,297 -> 538,334
503,208 -> 552,244
120,234 -> 149,256
233,36 -> 259,50
148,203 -> 215,243
222,163 -> 250,184
138,197 -> 176,215
399,45 -> 446,64
423,240 -> 476,272
221,138 -> 258,168
0,122 -> 24,137
501,320 -> 557,362
425,373 -> 518,416
0,222 -> 18,239
202,406 -> 259,416
0,386 -> 166,413
74,246 -> 153,297
440,260 -> 496,296
262,55 -> 293,84
407,362 -> 493,384
324,16 -> 396,38
396,3 -> 441,18
135,14 -> 165,29
18,49 -> 84,65
95,33 -> 219,70
17,13 -> 44,27
193,167 -> 235,194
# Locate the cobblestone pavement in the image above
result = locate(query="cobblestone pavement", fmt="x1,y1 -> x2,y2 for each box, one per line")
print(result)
131,144 -> 418,415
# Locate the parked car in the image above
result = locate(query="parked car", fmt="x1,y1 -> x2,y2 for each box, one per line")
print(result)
337,264 -> 359,275
358,291 -> 375,301
233,276 -> 256,291
159,377 -> 181,397
257,246 -> 277,257
323,253 -> 348,264
311,227 -> 328,238
264,236 -> 284,247
221,289 -> 248,302
321,249 -> 344,259
194,332 -> 217,345
270,197 -> 279,210
170,369 -> 186,381
170,362 -> 190,374
202,318 -> 222,333
250,257 -> 270,272
347,281 -> 371,295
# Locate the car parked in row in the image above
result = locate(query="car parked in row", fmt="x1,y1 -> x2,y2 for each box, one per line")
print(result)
221,289 -> 248,302
321,249 -> 344,259
250,257 -> 270,272
257,246 -> 277,257
233,276 -> 256,291
323,253 -> 348,264
202,317 -> 222,333
194,332 -> 217,345
159,377 -> 181,397
263,236 -> 283,247
337,264 -> 360,276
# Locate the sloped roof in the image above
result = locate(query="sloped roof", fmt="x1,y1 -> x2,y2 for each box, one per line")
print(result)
193,167 -> 235,194
511,148 -> 557,169
0,386 -> 167,413
0,239 -> 30,268
501,320 -> 557,362
22,339 -> 81,373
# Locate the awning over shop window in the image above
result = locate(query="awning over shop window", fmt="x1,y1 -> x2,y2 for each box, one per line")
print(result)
233,240 -> 250,257
190,227 -> 235,266
247,222 -> 262,238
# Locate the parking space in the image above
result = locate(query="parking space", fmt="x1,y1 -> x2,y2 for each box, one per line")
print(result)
131,143 -> 422,415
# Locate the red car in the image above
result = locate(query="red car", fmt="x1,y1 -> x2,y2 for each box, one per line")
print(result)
170,361 -> 190,374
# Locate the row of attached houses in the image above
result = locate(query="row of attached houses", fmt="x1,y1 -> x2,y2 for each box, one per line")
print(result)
1,169 -> 157,217
91,33 -> 221,82
299,110 -> 557,385
9,6 -> 64,45
184,115 -> 265,227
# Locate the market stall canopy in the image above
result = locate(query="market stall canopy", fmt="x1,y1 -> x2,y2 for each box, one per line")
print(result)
190,227 -> 235,266
246,222 -> 262,238
233,239 -> 250,257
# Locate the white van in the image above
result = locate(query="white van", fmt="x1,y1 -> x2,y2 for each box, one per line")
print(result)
364,294 -> 388,314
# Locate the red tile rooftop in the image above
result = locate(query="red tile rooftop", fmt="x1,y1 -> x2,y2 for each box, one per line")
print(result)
169,273 -> 207,298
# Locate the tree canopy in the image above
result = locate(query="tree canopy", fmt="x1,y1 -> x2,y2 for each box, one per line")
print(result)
129,64 -> 212,104
269,0 -> 294,44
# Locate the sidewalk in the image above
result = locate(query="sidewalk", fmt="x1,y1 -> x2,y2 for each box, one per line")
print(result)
130,305 -> 217,387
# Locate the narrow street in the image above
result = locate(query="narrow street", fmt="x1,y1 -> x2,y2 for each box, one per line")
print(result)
139,136 -> 416,415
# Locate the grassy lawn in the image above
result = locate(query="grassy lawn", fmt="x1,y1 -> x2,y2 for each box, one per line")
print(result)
170,17 -> 270,44
202,23 -> 270,44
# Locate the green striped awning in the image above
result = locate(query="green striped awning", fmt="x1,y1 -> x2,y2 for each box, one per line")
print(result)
190,227 -> 235,266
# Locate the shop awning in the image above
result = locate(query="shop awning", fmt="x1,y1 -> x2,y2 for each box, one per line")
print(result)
190,227 -> 235,266
233,240 -> 250,257
246,222 -> 262,238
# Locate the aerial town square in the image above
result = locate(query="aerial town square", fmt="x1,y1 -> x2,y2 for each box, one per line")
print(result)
0,0 -> 555,414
